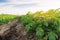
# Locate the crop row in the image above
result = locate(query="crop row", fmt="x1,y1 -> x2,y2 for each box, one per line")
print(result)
20,9 -> 60,40
0,14 -> 19,25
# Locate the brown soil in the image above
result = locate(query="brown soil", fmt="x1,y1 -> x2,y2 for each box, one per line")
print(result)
0,18 -> 38,40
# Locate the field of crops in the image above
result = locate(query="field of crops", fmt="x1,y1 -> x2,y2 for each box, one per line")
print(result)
20,9 -> 60,40
0,14 -> 19,25
0,9 -> 60,40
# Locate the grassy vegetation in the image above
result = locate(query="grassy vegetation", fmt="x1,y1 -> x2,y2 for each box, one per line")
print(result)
20,9 -> 60,40
0,14 -> 19,25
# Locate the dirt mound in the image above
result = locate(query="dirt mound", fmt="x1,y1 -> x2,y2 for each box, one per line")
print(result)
0,18 -> 37,40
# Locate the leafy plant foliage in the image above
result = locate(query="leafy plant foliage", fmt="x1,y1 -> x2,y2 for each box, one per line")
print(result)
20,9 -> 60,40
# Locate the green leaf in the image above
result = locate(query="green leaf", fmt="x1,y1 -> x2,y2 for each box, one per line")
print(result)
25,24 -> 31,33
43,21 -> 48,27
57,27 -> 60,32
36,27 -> 44,38
48,32 -> 58,40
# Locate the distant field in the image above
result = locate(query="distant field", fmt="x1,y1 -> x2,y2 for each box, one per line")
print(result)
0,14 -> 19,25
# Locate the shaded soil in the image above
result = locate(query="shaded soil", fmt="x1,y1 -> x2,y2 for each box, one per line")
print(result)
0,18 -> 37,40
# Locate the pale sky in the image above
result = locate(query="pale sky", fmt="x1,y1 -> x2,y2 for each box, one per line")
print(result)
0,0 -> 60,15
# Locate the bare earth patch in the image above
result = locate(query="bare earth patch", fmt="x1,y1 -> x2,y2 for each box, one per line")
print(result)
0,18 -> 38,40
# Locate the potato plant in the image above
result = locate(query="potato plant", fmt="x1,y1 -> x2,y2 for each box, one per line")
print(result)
20,9 -> 60,40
